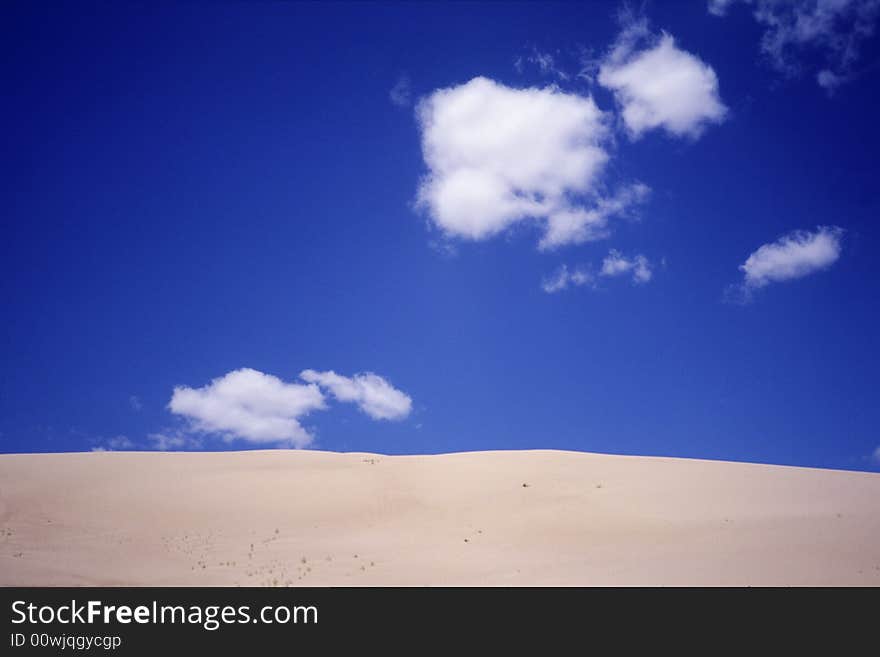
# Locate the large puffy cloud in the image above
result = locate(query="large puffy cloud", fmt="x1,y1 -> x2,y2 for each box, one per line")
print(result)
169,368 -> 326,448
739,226 -> 843,290
416,76 -> 648,249
709,0 -> 880,92
168,368 -> 413,448
598,22 -> 727,138
300,370 -> 412,420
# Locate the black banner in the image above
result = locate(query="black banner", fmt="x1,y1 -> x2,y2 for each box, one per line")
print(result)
1,587 -> 875,653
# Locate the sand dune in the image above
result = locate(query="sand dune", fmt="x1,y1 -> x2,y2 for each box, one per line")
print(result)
1,449 -> 878,586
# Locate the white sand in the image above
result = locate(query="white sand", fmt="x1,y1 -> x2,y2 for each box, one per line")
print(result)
1,449 -> 878,586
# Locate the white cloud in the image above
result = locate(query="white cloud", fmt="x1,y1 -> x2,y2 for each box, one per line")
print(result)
739,226 -> 843,290
600,250 -> 653,284
416,76 -> 648,249
108,435 -> 134,449
390,75 -> 412,107
539,182 -> 650,250
543,250 -> 655,293
515,47 -> 569,80
598,22 -> 727,138
168,368 -> 413,448
150,431 -> 200,451
300,370 -> 412,420
710,0 -> 880,91
129,395 -> 142,411
169,368 -> 327,448
817,68 -> 845,92
708,0 -> 736,17
541,264 -> 594,294
872,445 -> 880,465
91,435 -> 134,452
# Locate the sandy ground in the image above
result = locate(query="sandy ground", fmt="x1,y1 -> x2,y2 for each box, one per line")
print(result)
0,449 -> 878,586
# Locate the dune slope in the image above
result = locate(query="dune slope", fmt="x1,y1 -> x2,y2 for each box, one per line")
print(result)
1,449 -> 878,586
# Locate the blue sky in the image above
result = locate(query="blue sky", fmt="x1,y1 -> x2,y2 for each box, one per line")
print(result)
3,1 -> 879,471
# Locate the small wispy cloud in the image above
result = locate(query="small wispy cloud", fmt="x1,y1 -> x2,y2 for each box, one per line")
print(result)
539,182 -> 650,251
541,264 -> 594,294
129,395 -> 142,411
390,74 -> 412,107
707,0 -> 736,17
708,0 -> 880,93
728,226 -> 843,302
427,238 -> 458,259
600,250 -> 653,284
514,47 -> 570,80
149,430 -> 200,451
740,226 -> 843,287
543,250 -> 655,293
91,435 -> 134,452
817,69 -> 845,93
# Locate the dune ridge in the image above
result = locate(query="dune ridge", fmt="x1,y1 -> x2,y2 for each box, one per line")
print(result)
1,449 -> 878,586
